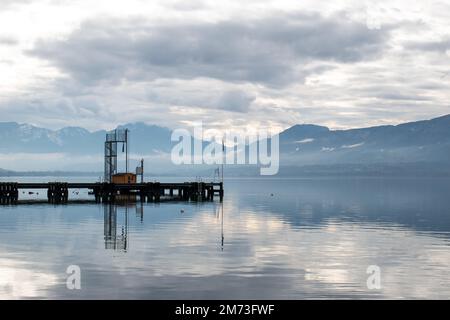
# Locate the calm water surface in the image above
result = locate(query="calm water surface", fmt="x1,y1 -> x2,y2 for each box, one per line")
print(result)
0,177 -> 449,299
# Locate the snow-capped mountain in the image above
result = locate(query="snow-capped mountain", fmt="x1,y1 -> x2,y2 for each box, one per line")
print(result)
279,114 -> 450,165
0,114 -> 449,173
0,122 -> 172,154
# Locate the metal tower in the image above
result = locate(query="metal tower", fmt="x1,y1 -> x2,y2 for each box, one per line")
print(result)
104,128 -> 129,183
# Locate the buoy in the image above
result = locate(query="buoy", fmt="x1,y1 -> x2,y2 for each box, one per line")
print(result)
180,209 -> 185,213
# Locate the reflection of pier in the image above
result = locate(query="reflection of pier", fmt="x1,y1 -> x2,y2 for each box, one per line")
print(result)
102,201 -> 224,252
0,182 -> 224,204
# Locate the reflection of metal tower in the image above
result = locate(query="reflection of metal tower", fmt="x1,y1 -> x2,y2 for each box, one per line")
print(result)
104,204 -> 117,249
214,202 -> 224,250
104,204 -> 128,251
104,129 -> 129,183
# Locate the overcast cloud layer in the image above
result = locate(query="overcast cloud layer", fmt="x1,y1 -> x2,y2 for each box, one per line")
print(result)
0,0 -> 449,132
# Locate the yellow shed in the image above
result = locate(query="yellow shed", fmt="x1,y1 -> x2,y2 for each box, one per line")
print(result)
112,173 -> 136,184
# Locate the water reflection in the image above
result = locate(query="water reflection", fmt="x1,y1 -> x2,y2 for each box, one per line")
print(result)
102,201 -> 225,252
0,178 -> 449,299
103,204 -> 128,251
214,202 -> 225,251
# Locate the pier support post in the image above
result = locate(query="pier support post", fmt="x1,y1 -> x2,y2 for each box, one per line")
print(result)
143,182 -> 154,202
0,183 -> 18,205
154,182 -> 160,202
200,182 -> 206,201
47,182 -> 69,204
209,186 -> 214,201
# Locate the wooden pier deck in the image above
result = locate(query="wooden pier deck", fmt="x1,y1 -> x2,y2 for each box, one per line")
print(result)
0,181 -> 224,204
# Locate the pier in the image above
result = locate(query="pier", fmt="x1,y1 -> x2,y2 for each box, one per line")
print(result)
0,181 -> 224,204
0,128 -> 225,205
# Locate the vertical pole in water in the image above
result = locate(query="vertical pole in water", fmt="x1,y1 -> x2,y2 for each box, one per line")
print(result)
221,138 -> 224,184
124,206 -> 129,251
141,158 -> 144,183
221,200 -> 224,250
125,129 -> 128,173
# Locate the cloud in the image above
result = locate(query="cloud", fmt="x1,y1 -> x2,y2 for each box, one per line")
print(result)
29,12 -> 392,87
217,90 -> 255,113
163,0 -> 207,12
376,93 -> 432,101
0,36 -> 18,46
1,1 -> 448,133
405,38 -> 450,53
0,0 -> 32,10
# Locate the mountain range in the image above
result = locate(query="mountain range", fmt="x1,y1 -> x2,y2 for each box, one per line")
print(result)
279,114 -> 450,165
1,114 -> 450,175
0,122 -> 173,154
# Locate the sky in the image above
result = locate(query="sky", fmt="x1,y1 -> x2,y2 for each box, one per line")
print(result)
0,0 -> 449,133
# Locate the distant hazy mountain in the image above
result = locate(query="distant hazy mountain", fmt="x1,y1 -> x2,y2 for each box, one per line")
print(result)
279,114 -> 450,166
1,115 -> 449,175
0,122 -> 172,154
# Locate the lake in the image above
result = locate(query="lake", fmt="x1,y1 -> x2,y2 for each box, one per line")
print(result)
0,177 -> 449,299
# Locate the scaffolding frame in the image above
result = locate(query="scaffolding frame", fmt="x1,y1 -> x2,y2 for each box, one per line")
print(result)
104,129 -> 128,183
